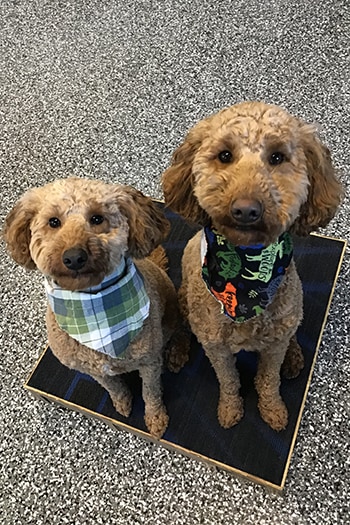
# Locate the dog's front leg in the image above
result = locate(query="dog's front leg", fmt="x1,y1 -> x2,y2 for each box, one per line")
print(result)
204,344 -> 244,428
92,373 -> 133,418
255,343 -> 290,431
138,363 -> 169,439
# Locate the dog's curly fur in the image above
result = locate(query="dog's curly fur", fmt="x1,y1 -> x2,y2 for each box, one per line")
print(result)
162,101 -> 342,431
4,177 -> 189,438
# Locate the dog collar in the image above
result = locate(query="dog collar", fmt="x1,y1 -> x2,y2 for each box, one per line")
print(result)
45,257 -> 150,358
201,226 -> 293,323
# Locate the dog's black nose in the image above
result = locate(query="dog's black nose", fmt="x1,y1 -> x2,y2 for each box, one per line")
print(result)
62,248 -> 88,271
231,199 -> 263,224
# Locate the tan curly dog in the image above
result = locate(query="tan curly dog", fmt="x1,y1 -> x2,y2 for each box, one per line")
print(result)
4,177 -> 189,438
162,101 -> 342,431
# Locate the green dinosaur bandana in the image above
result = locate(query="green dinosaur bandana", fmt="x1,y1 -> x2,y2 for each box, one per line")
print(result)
201,226 -> 293,323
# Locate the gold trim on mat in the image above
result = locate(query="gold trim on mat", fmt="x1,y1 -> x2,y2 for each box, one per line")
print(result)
280,237 -> 347,489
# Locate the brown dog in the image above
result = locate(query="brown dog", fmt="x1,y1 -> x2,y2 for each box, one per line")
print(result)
162,101 -> 342,431
4,177 -> 188,438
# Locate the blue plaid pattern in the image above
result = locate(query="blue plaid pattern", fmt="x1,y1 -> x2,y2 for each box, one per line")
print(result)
45,257 -> 150,358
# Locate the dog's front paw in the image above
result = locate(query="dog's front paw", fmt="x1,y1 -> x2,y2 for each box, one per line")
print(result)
217,394 -> 244,429
282,337 -> 304,379
144,405 -> 169,439
259,399 -> 288,431
166,331 -> 190,373
111,390 -> 133,418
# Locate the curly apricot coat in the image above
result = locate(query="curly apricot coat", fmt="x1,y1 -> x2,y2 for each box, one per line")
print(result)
162,101 -> 342,431
4,177 -> 189,438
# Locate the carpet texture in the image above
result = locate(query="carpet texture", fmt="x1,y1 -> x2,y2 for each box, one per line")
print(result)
0,1 -> 349,524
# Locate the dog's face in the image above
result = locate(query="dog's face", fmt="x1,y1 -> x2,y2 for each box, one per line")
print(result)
3,178 -> 169,291
163,101 -> 342,246
192,107 -> 311,246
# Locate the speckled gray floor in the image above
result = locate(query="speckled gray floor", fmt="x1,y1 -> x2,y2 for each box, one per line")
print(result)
0,1 -> 349,523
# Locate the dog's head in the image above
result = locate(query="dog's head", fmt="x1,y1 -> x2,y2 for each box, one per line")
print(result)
3,178 -> 169,290
162,101 -> 342,246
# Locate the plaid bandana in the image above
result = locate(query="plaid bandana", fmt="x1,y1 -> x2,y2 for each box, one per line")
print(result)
201,226 -> 293,323
45,257 -> 150,358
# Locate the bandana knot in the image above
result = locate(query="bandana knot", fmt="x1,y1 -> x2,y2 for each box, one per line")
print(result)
201,227 -> 293,323
45,257 -> 150,358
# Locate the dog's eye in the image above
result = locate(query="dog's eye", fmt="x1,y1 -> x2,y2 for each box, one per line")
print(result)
90,215 -> 105,225
48,217 -> 61,228
269,152 -> 285,166
218,150 -> 233,163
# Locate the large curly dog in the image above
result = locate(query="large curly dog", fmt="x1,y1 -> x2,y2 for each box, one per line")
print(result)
162,101 -> 342,431
4,177 -> 189,438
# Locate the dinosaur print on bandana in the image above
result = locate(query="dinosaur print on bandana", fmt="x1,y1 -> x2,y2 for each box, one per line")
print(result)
210,282 -> 238,318
216,250 -> 242,280
201,226 -> 293,323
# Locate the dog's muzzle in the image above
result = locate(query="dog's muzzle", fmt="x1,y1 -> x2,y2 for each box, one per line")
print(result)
62,248 -> 88,271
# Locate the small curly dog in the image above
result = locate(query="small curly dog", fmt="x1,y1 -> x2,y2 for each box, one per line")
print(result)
4,177 -> 188,438
162,101 -> 342,431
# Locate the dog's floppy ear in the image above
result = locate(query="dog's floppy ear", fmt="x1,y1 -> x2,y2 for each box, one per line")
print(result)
291,125 -> 343,235
162,119 -> 210,225
3,191 -> 39,269
116,186 -> 170,259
